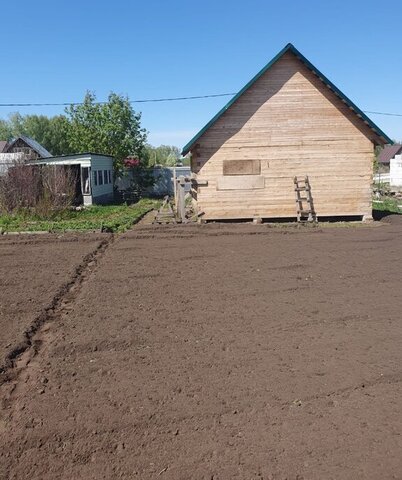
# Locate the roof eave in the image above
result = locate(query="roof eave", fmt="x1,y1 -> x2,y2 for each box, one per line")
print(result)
182,43 -> 294,155
287,44 -> 393,146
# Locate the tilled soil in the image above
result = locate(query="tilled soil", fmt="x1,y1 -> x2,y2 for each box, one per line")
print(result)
0,233 -> 109,367
1,221 -> 402,479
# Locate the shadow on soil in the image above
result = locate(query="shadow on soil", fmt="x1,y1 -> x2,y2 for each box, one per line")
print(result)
373,209 -> 396,221
207,215 -> 363,224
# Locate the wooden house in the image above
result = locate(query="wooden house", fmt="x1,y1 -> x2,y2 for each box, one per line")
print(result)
4,136 -> 52,160
182,43 -> 392,221
378,144 -> 402,168
0,136 -> 52,176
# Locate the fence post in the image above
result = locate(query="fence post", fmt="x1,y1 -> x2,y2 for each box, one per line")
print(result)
177,175 -> 187,223
173,167 -> 178,211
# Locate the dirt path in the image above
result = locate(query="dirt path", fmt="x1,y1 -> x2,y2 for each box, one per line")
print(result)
2,221 -> 402,479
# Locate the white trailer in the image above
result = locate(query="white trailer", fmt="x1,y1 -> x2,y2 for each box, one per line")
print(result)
32,153 -> 114,205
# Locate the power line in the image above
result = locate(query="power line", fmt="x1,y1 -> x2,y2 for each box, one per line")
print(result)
0,92 -> 237,107
0,93 -> 401,118
364,110 -> 402,117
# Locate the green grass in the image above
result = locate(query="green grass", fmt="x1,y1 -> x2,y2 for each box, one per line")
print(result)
372,196 -> 402,214
0,199 -> 160,233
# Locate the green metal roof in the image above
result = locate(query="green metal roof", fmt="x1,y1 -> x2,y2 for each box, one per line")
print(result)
182,43 -> 392,155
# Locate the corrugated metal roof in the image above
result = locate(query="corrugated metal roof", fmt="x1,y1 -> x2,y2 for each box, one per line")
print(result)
182,43 -> 392,155
35,152 -> 114,160
0,141 -> 8,152
378,144 -> 402,164
20,136 -> 52,157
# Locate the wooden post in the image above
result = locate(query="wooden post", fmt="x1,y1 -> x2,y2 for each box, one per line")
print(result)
173,167 -> 177,211
177,176 -> 187,223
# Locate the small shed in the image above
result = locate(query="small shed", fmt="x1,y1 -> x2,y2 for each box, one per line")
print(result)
182,43 -> 392,221
32,153 -> 114,205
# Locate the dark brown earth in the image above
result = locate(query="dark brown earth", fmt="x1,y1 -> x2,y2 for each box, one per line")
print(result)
0,233 -> 109,365
1,220 -> 402,479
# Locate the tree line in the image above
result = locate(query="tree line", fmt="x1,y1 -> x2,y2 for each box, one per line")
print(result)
0,92 -> 185,172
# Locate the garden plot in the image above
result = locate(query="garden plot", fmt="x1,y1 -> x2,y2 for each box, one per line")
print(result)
2,219 -> 402,479
0,233 -> 107,364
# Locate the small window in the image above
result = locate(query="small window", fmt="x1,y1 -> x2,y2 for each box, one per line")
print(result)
98,170 -> 103,185
108,170 -> 112,184
93,171 -> 98,186
103,170 -> 108,184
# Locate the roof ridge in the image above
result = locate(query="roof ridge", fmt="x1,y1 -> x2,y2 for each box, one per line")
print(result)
182,43 -> 392,155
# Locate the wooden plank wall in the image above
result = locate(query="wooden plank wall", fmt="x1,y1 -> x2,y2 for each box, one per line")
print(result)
190,51 -> 376,219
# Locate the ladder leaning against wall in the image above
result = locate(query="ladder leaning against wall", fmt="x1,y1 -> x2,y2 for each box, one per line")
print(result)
293,176 -> 317,223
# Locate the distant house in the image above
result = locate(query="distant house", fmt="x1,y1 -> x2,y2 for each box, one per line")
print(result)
378,144 -> 402,167
3,135 -> 52,160
0,136 -> 52,175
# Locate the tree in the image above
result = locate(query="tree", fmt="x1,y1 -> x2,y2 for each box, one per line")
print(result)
373,145 -> 382,173
144,144 -> 181,166
0,113 -> 24,141
65,92 -> 147,172
0,113 -> 71,155
22,115 -> 71,155
0,119 -> 12,141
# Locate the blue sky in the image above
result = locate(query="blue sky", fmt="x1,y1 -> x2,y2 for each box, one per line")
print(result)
1,0 -> 402,147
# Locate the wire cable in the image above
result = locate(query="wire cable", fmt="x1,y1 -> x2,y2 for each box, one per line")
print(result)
363,110 -> 402,117
0,94 -> 401,118
0,92 -> 237,107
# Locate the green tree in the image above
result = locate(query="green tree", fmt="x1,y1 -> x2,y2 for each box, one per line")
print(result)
0,118 -> 12,141
46,116 -> 71,155
144,144 -> 181,166
18,114 -> 71,155
0,113 -> 24,140
373,145 -> 381,173
65,92 -> 147,172
0,113 -> 71,155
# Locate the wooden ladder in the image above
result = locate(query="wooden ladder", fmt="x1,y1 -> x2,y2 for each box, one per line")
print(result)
153,196 -> 177,224
293,176 -> 317,223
